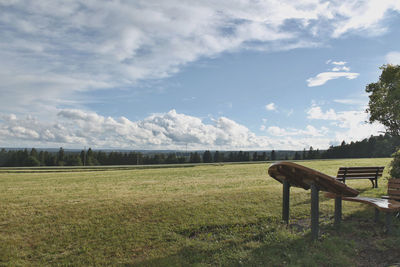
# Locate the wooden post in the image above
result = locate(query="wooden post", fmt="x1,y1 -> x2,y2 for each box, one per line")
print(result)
385,212 -> 392,234
374,208 -> 380,223
282,179 -> 290,224
334,196 -> 342,228
311,183 -> 319,240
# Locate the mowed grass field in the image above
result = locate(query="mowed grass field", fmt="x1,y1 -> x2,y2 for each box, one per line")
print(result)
1,158 -> 399,266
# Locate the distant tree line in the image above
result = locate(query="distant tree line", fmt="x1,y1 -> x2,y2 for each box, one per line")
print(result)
322,134 -> 400,159
0,148 -> 269,167
0,134 -> 399,167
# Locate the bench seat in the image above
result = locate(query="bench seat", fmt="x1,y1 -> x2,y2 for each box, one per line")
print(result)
336,166 -> 384,188
340,196 -> 400,212
325,191 -> 400,233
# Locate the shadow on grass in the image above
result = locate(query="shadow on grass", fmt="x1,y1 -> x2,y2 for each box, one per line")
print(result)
133,210 -> 400,267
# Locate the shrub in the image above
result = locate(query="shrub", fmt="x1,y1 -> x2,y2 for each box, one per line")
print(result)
389,149 -> 400,178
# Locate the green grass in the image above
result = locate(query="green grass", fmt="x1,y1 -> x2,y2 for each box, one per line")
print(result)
0,158 -> 399,266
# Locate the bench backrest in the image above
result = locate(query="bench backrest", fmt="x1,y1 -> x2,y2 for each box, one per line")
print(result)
388,179 -> 400,200
336,166 -> 385,180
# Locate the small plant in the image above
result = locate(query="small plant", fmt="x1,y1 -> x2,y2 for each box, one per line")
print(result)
389,149 -> 400,178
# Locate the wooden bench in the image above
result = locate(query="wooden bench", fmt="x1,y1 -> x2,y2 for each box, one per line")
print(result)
382,178 -> 400,201
336,166 -> 384,188
326,179 -> 400,233
268,162 -> 359,240
268,162 -> 399,239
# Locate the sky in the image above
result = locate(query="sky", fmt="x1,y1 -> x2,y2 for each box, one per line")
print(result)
1,0 -> 400,151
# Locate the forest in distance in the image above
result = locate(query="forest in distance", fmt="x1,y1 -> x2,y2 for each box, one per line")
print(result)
1,133 -> 399,167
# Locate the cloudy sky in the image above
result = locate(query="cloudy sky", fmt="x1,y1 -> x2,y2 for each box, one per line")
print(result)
1,0 -> 400,150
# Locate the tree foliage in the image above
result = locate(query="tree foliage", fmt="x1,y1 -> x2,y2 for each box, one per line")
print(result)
390,149 -> 400,178
366,64 -> 400,136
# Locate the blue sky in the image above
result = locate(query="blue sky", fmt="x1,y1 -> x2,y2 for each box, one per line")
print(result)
1,0 -> 400,150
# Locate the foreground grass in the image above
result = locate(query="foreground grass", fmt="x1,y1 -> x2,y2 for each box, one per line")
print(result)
0,158 -> 399,266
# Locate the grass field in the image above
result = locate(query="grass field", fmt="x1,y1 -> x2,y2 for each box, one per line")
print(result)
1,158 -> 399,266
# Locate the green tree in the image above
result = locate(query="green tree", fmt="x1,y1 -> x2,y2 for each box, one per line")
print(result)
308,146 -> 314,159
390,150 -> 400,177
189,152 -> 201,163
252,152 -> 257,161
57,147 -> 65,166
166,153 -> 178,164
203,150 -> 212,163
366,65 -> 400,178
302,149 -> 306,160
262,152 -> 267,161
213,151 -> 224,162
270,150 -> 276,161
366,64 -> 400,136
65,155 -> 83,166
25,156 -> 40,166
30,148 -> 38,160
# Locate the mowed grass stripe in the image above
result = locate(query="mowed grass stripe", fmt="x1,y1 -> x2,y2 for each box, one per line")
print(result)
1,158 -> 398,266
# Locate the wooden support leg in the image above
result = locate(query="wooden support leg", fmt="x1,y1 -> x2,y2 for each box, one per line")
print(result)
370,179 -> 377,188
374,208 -> 380,223
334,196 -> 342,228
282,179 -> 290,224
311,183 -> 319,240
385,212 -> 392,234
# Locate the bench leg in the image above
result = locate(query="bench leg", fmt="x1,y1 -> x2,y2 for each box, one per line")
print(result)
311,183 -> 319,240
369,178 -> 377,188
334,196 -> 342,228
282,179 -> 290,224
374,208 -> 380,223
385,212 -> 392,234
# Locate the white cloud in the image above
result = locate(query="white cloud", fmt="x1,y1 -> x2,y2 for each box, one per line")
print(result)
331,1 -> 400,38
265,103 -> 277,111
306,71 -> 359,87
332,66 -> 350,71
0,109 -> 276,150
386,51 -> 400,65
1,1 -> 400,114
307,60 -> 358,86
0,107 -> 387,150
332,61 -> 347,65
333,98 -> 367,105
306,105 -> 385,143
267,125 -> 328,137
307,106 -> 339,120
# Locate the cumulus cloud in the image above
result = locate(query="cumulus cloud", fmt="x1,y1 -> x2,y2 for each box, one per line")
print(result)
1,1 -> 400,114
306,105 -> 385,143
265,103 -> 277,111
0,107 -> 387,150
0,109 -> 276,150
